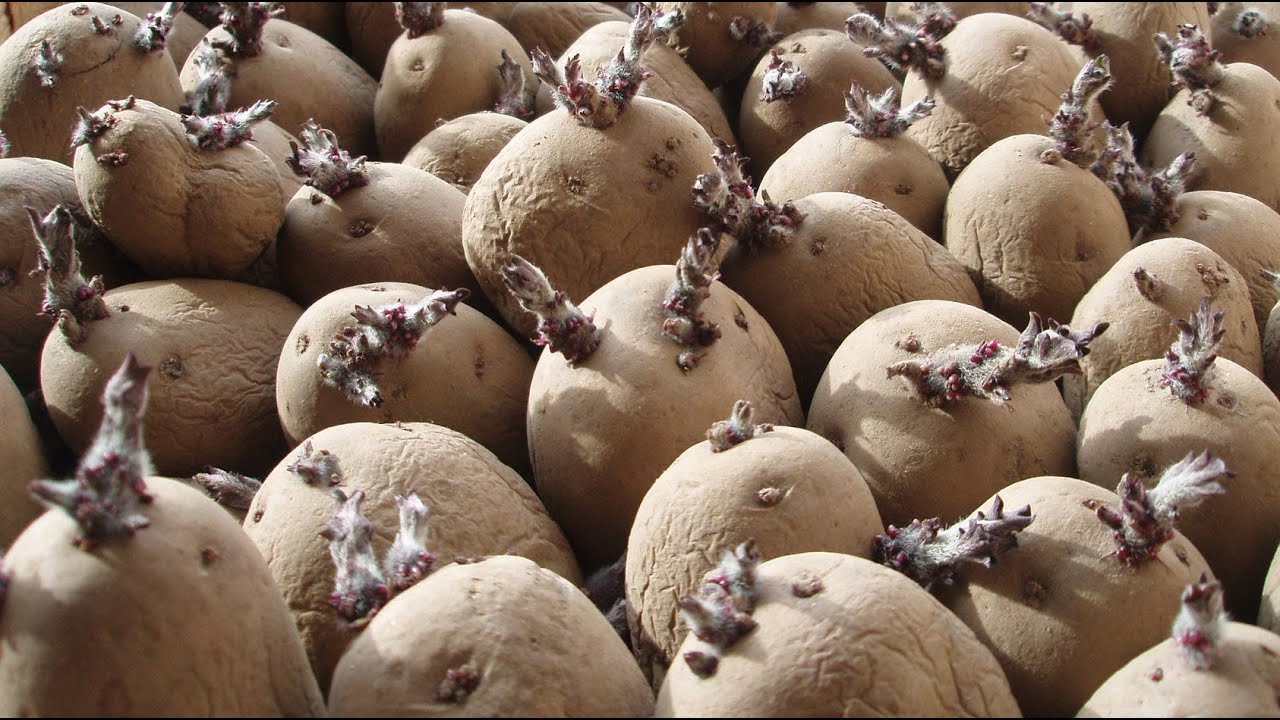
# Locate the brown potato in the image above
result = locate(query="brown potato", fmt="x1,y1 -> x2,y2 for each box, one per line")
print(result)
504,1 -> 631,59
401,111 -> 527,194
1211,2 -> 1280,79
655,2 -> 779,88
774,2 -> 871,35
0,364 -> 46,548
345,1 -> 519,78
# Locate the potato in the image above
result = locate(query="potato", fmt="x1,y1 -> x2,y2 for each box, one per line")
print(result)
626,413 -> 883,686
886,1 -> 1030,22
328,556 -> 653,717
656,551 -> 1021,716
0,2 -> 184,162
40,278 -> 302,478
655,2 -> 779,88
401,111 -> 527,194
345,1 -> 519,77
0,364 -> 46,548
504,1 -> 631,59
1211,2 -> 1280,79
774,2 -> 871,35
275,282 -> 534,478
244,421 -> 581,693
1063,237 -> 1262,420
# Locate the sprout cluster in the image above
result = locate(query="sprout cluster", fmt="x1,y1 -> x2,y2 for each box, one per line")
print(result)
181,40 -> 234,116
1173,575 -> 1228,670
887,313 -> 1109,408
181,99 -> 276,151
1155,24 -> 1225,115
874,495 -> 1033,591
1160,297 -> 1225,404
70,96 -> 137,150
286,120 -> 370,198
761,50 -> 807,102
192,467 -> 262,513
134,2 -> 186,53
212,1 -> 283,58
663,229 -> 723,372
692,140 -> 804,251
844,84 -> 934,139
396,2 -> 445,37
322,489 -> 435,627
30,355 -> 156,551
27,205 -> 109,345
706,400 -> 774,452
727,14 -> 782,48
1047,55 -> 1112,167
1027,2 -> 1099,49
677,540 -> 761,678
316,289 -> 470,408
501,255 -> 601,365
1091,122 -> 1195,238
1096,451 -> 1230,566
286,440 -> 344,486
1229,5 -> 1270,38
493,49 -> 538,120
846,2 -> 956,78
35,39 -> 64,89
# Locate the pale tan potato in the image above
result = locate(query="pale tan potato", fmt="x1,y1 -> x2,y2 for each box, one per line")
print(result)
0,364 -> 46,548
401,111 -> 527,194
655,2 -> 779,89
656,552 -> 1022,717
244,421 -> 581,694
0,478 -> 325,717
1212,2 -> 1280,80
345,1 -> 519,77
329,555 -> 653,717
626,424 -> 884,685
504,1 -> 630,59
938,476 -> 1213,718
1063,237 -> 1262,420
1078,357 -> 1280,622
275,282 -> 535,478
40,279 -> 302,478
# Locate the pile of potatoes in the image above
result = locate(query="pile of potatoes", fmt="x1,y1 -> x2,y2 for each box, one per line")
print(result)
6,0 -> 1280,716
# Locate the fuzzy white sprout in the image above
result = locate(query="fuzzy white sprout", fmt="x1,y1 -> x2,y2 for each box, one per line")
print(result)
846,2 -> 955,78
662,229 -> 724,372
134,2 -> 186,53
677,540 -> 762,678
706,400 -> 775,452
1160,297 -> 1225,404
727,13 -> 782,48
1026,2 -> 1098,48
692,140 -> 805,250
181,99 -> 276,151
382,493 -> 435,592
844,84 -> 934,138
191,467 -> 261,512
1048,55 -> 1113,167
213,1 -> 284,57
181,39 -> 233,116
396,1 -> 445,37
27,205 -> 109,345
285,120 -> 370,197
493,49 -> 538,120
501,255 -> 601,365
1173,575 -> 1228,670
34,39 -> 64,88
1232,5 -> 1270,38
1155,24 -> 1225,115
761,50 -> 807,102
286,441 -> 344,486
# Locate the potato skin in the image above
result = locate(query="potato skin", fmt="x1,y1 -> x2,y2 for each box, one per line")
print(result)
938,476 -> 1212,718
40,279 -> 302,478
1078,358 -> 1280,622
504,1 -> 631,60
401,112 -> 527,194
1212,2 -> 1280,79
656,552 -> 1022,717
1063,237 -> 1262,420
774,2 -> 868,35
244,421 -> 581,693
0,2 -> 184,162
807,300 -> 1077,529
527,264 -> 803,570
0,478 -> 326,717
329,556 -> 653,717
626,426 -> 883,685
0,365 -> 45,549
345,2 -> 519,77
462,97 -> 716,339
944,134 -> 1130,327
1079,621 -> 1280,717
275,282 -> 535,478
656,2 -> 779,89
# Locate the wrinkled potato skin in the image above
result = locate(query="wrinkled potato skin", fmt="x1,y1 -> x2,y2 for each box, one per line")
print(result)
739,29 -> 901,181
944,134 -> 1130,327
73,99 -> 285,279
40,279 -> 301,478
656,552 -> 1022,717
1078,358 -> 1280,622
1079,621 -> 1280,717
807,300 -> 1077,528
0,366 -> 45,549
1143,62 -> 1280,212
1063,237 -> 1262,420
626,427 -> 884,685
329,556 -> 653,717
463,97 -> 716,339
719,192 -> 979,404
275,283 -> 535,477
528,265 -> 803,570
245,422 -> 581,693
0,2 -> 184,162
939,476 -> 1212,718
902,13 -> 1085,178
0,479 -> 326,717
504,1 -> 630,60
1212,2 -> 1280,79
402,112 -> 527,194
656,2 -> 779,89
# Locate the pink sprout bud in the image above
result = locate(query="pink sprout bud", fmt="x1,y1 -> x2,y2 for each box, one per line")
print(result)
1155,24 -> 1225,114
846,2 -> 955,79
286,120 -> 369,198
887,312 -> 1108,408
663,228 -> 723,372
1097,452 -> 1230,566
213,1 -> 283,57
727,14 -> 782,48
1133,267 -> 1165,301
135,2 -> 186,53
26,205 -> 109,345
677,540 -> 761,678
692,140 -> 805,250
316,289 -> 469,407
70,96 -> 135,150
493,49 -> 538,120
181,99 -> 276,150
382,493 -> 435,593
30,354 -> 156,551
396,2 -> 445,37
286,440 -> 344,486
436,664 -> 482,703
1232,6 -> 1270,38
1160,297 -> 1225,404
874,495 -> 1033,590
1050,55 -> 1112,167
34,39 -> 64,88
1173,575 -> 1228,670
181,39 -> 232,115
706,400 -> 774,452
761,50 -> 807,102
1092,121 -> 1194,237
191,466 -> 261,511
321,489 -> 389,628
501,255 -> 601,365
844,83 -> 935,139
1027,2 -> 1099,49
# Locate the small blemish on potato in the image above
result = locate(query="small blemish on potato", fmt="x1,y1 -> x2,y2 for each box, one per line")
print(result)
201,547 -> 219,566
296,335 -> 310,354
791,574 -> 824,597
1197,210 -> 1210,221
0,268 -> 13,287
159,356 -> 185,379
648,153 -> 678,178
756,487 -> 784,506
253,509 -> 264,522
566,175 -> 586,194
1081,498 -> 1100,511
436,664 -> 482,703
309,192 -> 324,205
1128,454 -> 1156,480
1174,546 -> 1190,566
273,34 -> 291,49
118,304 -> 130,312
895,335 -> 921,353
411,59 -> 425,72
1011,45 -> 1028,61
96,151 -> 129,167
643,179 -> 660,193
70,4 -> 90,15
809,237 -> 826,256
349,219 -> 375,238
894,183 -> 912,195
474,346 -> 487,379
1022,579 -> 1048,607
1262,644 -> 1277,657
734,308 -> 749,331
790,42 -> 806,53
1150,667 -> 1164,682
665,137 -> 681,151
